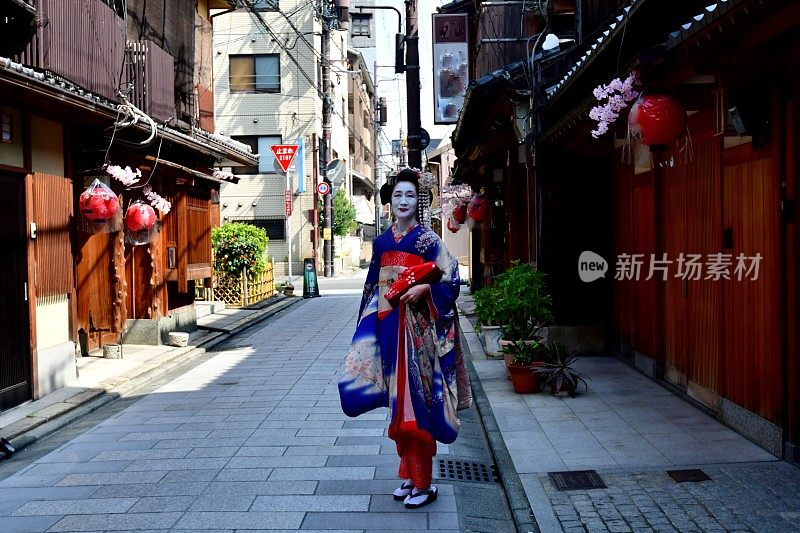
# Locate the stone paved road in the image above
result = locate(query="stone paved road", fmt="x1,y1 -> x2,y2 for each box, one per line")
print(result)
0,295 -> 513,532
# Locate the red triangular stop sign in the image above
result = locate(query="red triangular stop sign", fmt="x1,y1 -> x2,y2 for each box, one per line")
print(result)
270,144 -> 299,173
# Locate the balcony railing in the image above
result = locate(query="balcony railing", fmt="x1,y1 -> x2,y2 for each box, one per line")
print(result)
125,41 -> 175,122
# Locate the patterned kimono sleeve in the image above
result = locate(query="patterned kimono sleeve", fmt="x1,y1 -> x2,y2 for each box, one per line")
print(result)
416,230 -> 460,317
358,237 -> 382,321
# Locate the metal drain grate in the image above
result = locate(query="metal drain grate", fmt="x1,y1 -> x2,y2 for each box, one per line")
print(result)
548,470 -> 607,491
667,469 -> 711,483
436,460 -> 499,483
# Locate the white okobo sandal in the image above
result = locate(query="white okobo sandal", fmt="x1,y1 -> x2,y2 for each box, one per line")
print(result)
403,486 -> 438,509
393,480 -> 414,501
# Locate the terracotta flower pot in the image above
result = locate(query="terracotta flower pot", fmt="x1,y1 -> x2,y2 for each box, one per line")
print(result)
508,364 -> 539,394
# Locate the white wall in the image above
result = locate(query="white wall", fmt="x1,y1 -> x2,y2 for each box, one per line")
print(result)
30,115 -> 64,176
35,289 -> 76,396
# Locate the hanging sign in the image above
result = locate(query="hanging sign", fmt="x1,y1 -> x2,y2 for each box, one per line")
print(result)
432,13 -> 469,124
270,144 -> 299,173
284,190 -> 293,217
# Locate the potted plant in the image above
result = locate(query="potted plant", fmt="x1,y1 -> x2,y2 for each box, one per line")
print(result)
500,317 -> 546,379
503,339 -> 543,394
496,262 -> 553,335
472,284 -> 507,357
535,343 -> 589,396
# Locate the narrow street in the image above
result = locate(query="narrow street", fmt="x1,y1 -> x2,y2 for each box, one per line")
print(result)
0,280 -> 515,532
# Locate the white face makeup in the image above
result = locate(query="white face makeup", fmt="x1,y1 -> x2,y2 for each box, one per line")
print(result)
391,181 -> 418,223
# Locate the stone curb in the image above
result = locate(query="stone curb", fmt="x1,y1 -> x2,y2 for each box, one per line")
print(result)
459,314 -> 540,533
3,296 -> 302,451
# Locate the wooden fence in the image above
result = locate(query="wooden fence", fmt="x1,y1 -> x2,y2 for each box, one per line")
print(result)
195,263 -> 275,307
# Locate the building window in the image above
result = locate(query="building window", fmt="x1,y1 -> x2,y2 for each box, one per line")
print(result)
351,14 -> 371,37
252,0 -> 279,10
230,54 -> 280,93
229,218 -> 286,240
1,113 -> 11,143
231,135 -> 282,174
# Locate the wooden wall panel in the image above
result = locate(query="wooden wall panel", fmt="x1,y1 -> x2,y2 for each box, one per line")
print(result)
686,138 -> 722,391
125,244 -> 154,320
722,153 -> 782,421
661,162 -> 688,379
75,232 -> 116,349
631,171 -> 657,357
612,162 -> 634,348
187,195 -> 211,266
786,90 -> 799,444
32,173 -> 73,297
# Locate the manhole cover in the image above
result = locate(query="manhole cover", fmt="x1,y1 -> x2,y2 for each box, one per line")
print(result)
548,470 -> 607,491
667,469 -> 711,483
436,460 -> 499,483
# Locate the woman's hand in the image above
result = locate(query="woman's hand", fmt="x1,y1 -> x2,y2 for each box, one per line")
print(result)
400,284 -> 430,305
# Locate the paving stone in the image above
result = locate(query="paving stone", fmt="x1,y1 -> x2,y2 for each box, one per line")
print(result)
89,482 -> 210,498
0,516 -> 62,531
213,468 -> 274,482
55,471 -> 165,486
124,457 -> 230,471
189,493 -> 257,512
268,467 -> 374,480
205,480 -> 317,496
605,520 -> 632,532
234,447 -> 288,457
161,469 -> 221,483
301,511 -> 427,530
128,496 -> 196,513
251,495 -> 369,512
48,512 -> 183,532
11,498 -> 138,516
177,511 -> 305,530
226,455 -> 327,469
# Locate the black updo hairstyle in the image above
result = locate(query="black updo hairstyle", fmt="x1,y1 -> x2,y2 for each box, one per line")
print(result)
379,168 -> 420,205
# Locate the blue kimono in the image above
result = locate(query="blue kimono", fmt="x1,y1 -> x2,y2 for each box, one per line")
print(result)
339,224 -> 472,448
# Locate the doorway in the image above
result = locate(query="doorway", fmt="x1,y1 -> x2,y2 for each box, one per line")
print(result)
0,173 -> 32,411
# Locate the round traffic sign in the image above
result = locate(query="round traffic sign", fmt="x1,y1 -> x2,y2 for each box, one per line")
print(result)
317,182 -> 331,195
420,128 -> 431,150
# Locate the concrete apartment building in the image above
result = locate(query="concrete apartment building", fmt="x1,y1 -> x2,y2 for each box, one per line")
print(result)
213,2 -> 351,276
347,48 -> 377,234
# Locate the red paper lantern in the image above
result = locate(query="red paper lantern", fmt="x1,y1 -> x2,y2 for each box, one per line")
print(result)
447,217 -> 460,233
80,190 -> 118,221
467,196 -> 489,222
627,95 -> 687,147
452,203 -> 467,224
125,203 -> 157,232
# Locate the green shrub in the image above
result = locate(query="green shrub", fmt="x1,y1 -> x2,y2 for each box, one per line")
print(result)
317,189 -> 358,237
211,223 -> 269,276
472,284 -> 510,333
333,188 -> 358,237
496,262 -> 553,340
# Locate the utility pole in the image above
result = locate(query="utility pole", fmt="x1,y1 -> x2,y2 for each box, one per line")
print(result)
321,0 -> 334,277
404,0 -> 422,169
312,133 -> 319,271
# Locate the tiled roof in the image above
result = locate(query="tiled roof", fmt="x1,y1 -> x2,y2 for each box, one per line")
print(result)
0,55 -> 257,165
546,0 -> 739,101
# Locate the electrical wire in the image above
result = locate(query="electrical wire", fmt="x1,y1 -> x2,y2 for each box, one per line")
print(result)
472,0 -> 506,72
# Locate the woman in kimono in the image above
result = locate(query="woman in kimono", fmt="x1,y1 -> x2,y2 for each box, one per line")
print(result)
339,168 -> 472,509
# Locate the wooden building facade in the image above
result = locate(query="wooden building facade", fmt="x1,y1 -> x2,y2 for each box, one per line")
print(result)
0,0 -> 256,411
448,0 -> 800,460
